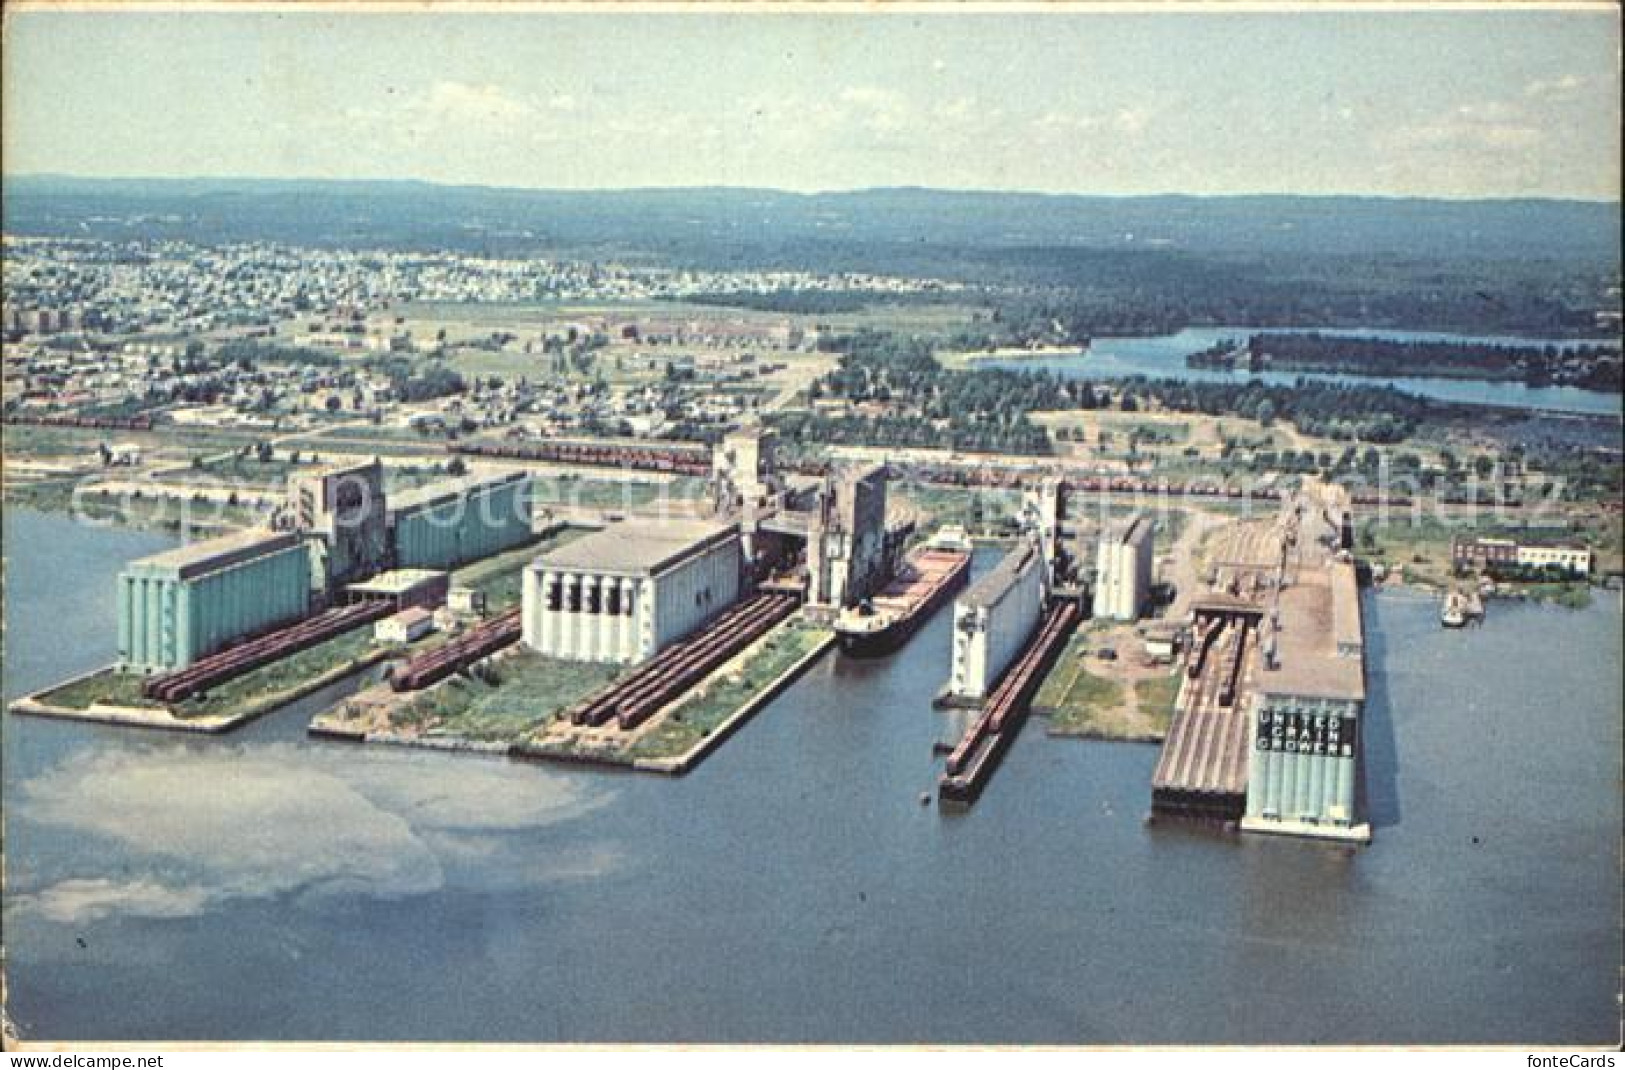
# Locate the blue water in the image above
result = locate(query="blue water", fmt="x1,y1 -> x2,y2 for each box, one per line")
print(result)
984,328 -> 1623,416
2,510 -> 1620,1043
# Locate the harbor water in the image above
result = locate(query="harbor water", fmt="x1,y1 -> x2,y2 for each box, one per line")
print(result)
2,509 -> 1619,1043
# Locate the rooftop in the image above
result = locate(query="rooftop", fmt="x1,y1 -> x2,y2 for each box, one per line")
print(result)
129,528 -> 301,578
389,471 -> 527,514
961,541 -> 1037,610
1106,512 -> 1153,548
1257,567 -> 1365,704
347,569 -> 448,595
1330,559 -> 1362,655
534,518 -> 737,576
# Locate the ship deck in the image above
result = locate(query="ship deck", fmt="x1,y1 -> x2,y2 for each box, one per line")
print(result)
837,549 -> 968,633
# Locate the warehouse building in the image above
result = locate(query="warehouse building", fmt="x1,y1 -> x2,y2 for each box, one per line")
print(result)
1515,542 -> 1592,575
1241,559 -> 1370,842
945,539 -> 1045,704
117,529 -> 310,673
389,471 -> 532,571
522,519 -> 741,664
344,568 -> 449,612
1092,513 -> 1155,622
375,607 -> 436,645
1451,533 -> 1592,577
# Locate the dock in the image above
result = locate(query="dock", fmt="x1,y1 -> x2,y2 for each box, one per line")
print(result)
1150,608 -> 1257,820
1149,479 -> 1372,842
939,598 -> 1080,805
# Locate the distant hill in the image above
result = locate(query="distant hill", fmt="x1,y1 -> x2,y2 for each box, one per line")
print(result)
4,175 -> 1618,267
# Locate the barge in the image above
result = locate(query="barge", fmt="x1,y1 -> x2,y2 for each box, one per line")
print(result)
834,527 -> 972,657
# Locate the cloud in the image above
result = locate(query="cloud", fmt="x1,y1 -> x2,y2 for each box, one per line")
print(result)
837,86 -> 912,137
933,96 -> 980,124
1113,107 -> 1155,136
1379,97 -> 1548,157
1524,74 -> 1585,100
422,80 -> 536,125
1386,114 -> 1543,153
7,744 -> 619,924
12,879 -> 213,926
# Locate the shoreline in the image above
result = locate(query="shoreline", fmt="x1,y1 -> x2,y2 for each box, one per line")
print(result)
310,624 -> 836,777
631,629 -> 835,776
11,653 -> 389,734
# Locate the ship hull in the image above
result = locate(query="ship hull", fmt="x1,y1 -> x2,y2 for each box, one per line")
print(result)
835,552 -> 970,657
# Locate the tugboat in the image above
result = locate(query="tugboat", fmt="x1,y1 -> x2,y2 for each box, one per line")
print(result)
834,527 -> 973,657
1440,587 -> 1483,628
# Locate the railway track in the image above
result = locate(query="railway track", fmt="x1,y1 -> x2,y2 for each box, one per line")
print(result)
451,439 -> 712,477
388,606 -> 522,692
940,600 -> 1079,802
565,593 -> 799,730
142,601 -> 392,704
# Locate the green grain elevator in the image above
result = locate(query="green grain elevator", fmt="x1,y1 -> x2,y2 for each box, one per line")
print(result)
389,472 -> 532,570
117,529 -> 311,673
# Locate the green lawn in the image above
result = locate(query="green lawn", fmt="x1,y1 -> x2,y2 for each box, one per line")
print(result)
1036,641 -> 1124,724
36,669 -> 164,711
1357,514 -> 1592,591
1034,640 -> 1179,742
172,626 -> 381,719
450,526 -> 590,610
627,621 -> 829,759
166,454 -> 319,488
31,620 -> 385,720
530,474 -> 704,510
1033,634 -> 1184,741
893,485 -> 1023,535
2,423 -> 256,459
4,480 -> 265,534
395,651 -> 621,742
1133,672 -> 1183,729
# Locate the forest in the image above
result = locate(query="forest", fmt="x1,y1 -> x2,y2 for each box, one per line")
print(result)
1227,333 -> 1623,392
776,329 -> 1487,455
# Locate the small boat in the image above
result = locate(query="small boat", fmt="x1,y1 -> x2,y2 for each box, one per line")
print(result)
1441,590 -> 1469,628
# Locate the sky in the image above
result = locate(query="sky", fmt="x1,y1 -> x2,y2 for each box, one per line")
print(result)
2,7 -> 1619,200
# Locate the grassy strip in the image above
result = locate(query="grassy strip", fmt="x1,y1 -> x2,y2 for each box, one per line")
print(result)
531,475 -> 704,510
4,481 -> 265,533
1503,581 -> 1593,610
169,627 -> 381,719
1359,513 -> 1609,597
626,621 -> 827,760
1033,634 -> 1096,710
33,623 -> 391,723
37,668 -> 165,711
1043,663 -> 1125,734
2,424 -> 256,458
394,651 -> 620,742
1032,632 -> 1184,740
449,526 -> 590,611
165,455 -> 315,488
1132,672 -> 1182,734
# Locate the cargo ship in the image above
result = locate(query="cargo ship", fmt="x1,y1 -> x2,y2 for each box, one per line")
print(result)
834,527 -> 973,657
